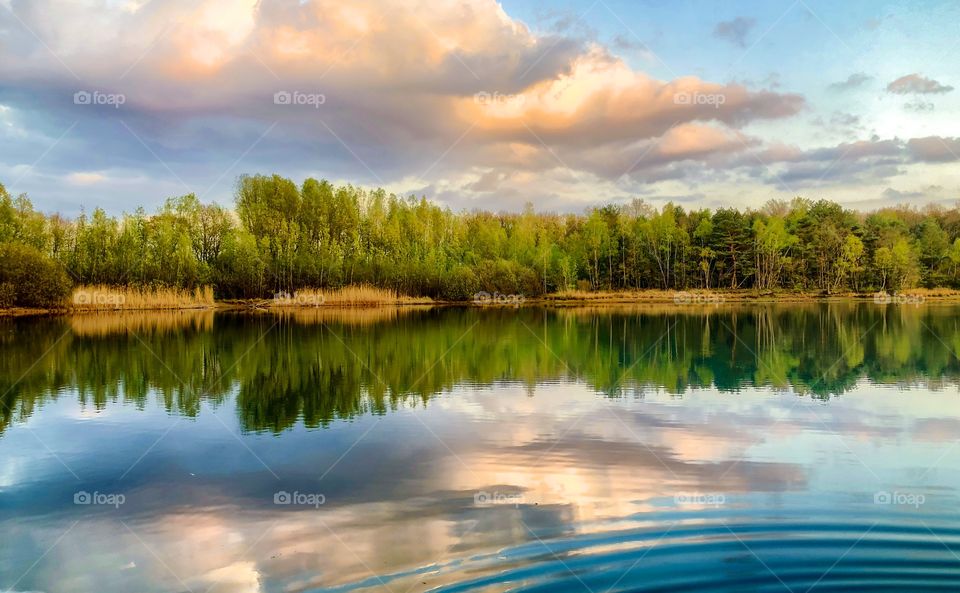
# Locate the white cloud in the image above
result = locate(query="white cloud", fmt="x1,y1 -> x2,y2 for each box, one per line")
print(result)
66,171 -> 106,185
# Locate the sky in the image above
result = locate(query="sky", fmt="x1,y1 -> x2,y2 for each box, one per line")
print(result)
0,0 -> 958,215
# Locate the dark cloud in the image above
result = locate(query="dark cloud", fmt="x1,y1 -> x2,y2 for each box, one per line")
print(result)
611,34 -> 648,53
762,72 -> 782,90
464,169 -> 508,193
729,135 -> 960,189
828,72 -> 872,91
882,187 -> 925,201
807,112 -> 864,141
906,136 -> 960,162
713,17 -> 756,48
904,100 -> 935,112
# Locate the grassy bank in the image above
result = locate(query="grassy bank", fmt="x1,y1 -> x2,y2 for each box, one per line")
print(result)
5,286 -> 960,318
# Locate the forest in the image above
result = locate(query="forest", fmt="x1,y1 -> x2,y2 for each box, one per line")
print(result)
1,174 -> 960,306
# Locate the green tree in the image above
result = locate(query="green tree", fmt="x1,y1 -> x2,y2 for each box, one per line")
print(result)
753,216 -> 797,290
0,243 -> 71,307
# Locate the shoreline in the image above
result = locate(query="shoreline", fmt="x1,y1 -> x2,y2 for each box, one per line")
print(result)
539,288 -> 958,305
3,288 -> 959,317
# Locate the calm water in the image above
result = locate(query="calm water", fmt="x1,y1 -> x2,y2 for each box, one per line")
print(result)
2,303 -> 960,592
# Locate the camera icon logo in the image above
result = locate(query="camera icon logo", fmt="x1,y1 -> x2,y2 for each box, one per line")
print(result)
74,91 -> 92,105
874,491 -> 892,504
274,91 -> 292,105
274,490 -> 292,504
74,490 -> 92,504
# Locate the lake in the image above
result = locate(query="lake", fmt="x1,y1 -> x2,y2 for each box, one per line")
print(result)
1,303 -> 959,592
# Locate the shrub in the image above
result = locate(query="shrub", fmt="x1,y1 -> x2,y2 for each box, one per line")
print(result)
0,283 -> 14,308
440,265 -> 480,301
471,259 -> 543,298
0,243 -> 72,308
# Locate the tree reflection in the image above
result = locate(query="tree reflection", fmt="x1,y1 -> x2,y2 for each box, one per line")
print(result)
2,303 -> 959,434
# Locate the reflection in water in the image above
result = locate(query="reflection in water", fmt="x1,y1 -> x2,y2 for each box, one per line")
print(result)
66,309 -> 216,337
1,304 -> 959,592
3,303 -> 960,434
270,304 -> 435,326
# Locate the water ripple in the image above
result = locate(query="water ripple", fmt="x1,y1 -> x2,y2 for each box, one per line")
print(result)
325,510 -> 960,593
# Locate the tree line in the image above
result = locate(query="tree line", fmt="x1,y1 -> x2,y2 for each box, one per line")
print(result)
2,174 -> 960,306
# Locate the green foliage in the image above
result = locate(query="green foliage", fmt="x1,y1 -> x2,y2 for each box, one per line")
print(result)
753,216 -> 797,290
440,265 -> 480,301
0,242 -> 71,307
215,229 -> 266,298
1,175 -> 960,302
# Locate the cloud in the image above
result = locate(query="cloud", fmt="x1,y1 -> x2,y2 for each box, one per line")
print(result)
906,136 -> 960,162
712,134 -> 960,193
882,187 -> 925,201
828,72 -> 872,91
903,100 -> 934,112
611,34 -> 646,52
66,171 -> 106,185
886,74 -> 954,95
657,123 -> 746,158
610,33 -> 654,62
0,0 -> 958,214
467,53 -> 804,150
808,112 -> 864,142
713,17 -> 756,48
830,112 -> 860,127
0,0 -> 809,213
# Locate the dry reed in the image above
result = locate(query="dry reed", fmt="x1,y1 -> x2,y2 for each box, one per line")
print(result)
71,285 -> 215,311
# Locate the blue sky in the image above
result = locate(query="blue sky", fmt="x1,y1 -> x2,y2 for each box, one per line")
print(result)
0,0 -> 958,214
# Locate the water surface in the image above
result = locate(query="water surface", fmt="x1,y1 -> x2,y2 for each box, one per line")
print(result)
1,303 -> 959,592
